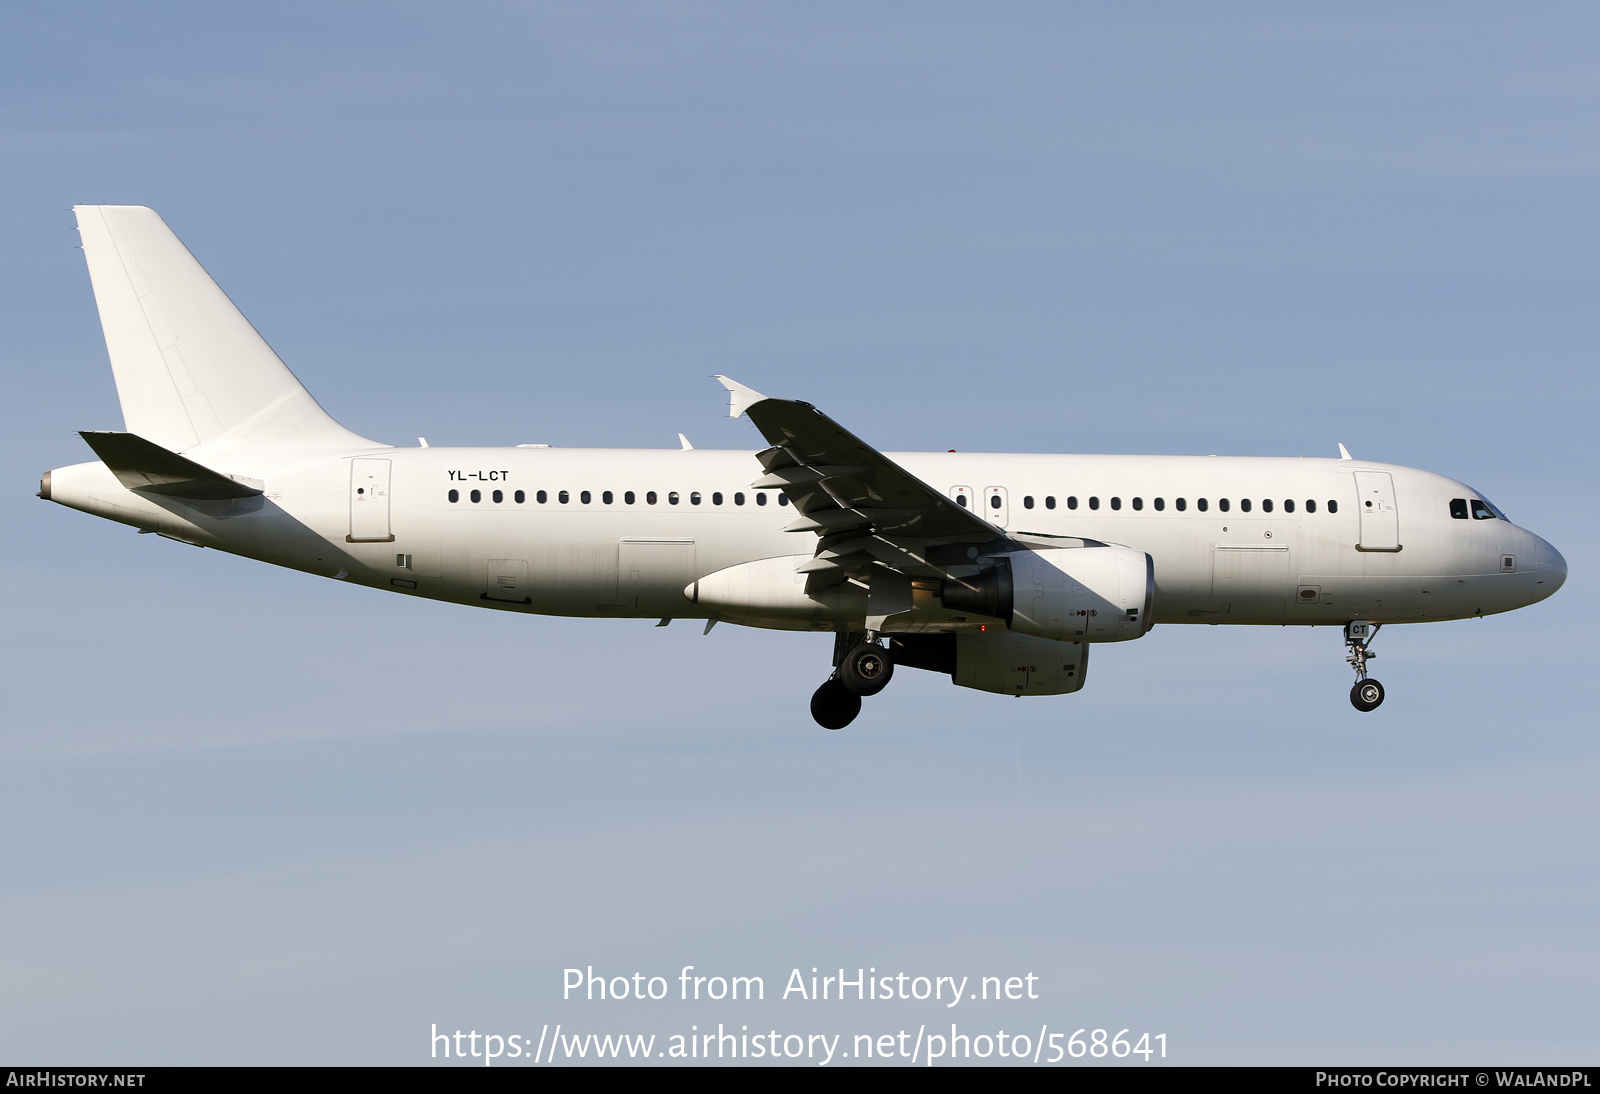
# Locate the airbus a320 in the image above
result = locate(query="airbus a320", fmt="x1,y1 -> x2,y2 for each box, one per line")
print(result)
41,207 -> 1568,728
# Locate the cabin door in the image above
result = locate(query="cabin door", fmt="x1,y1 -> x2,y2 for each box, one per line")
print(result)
349,458 -> 393,542
1354,471 -> 1400,551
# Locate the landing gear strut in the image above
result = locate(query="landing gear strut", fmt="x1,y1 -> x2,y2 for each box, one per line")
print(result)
810,631 -> 896,729
1344,620 -> 1385,712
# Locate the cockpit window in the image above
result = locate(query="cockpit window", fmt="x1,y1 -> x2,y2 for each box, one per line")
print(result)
1464,488 -> 1508,520
1449,498 -> 1468,520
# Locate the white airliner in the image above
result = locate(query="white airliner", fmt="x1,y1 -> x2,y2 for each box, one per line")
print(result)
41,207 -> 1567,728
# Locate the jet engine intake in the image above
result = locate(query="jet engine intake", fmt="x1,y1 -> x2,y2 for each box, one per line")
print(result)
940,546 -> 1154,642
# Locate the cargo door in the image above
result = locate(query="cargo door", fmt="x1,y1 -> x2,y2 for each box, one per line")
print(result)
1212,545 -> 1291,620
484,558 -> 530,604
617,538 -> 697,615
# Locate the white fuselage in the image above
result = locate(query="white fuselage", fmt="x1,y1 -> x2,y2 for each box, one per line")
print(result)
45,445 -> 1566,633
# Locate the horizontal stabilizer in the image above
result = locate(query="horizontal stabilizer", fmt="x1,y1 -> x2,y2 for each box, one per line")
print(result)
79,431 -> 263,500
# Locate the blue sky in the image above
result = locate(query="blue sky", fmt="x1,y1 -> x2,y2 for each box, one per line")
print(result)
2,2 -> 1596,1064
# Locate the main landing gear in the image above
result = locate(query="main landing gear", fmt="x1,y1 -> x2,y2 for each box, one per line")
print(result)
1344,620 -> 1385,712
811,632 -> 895,729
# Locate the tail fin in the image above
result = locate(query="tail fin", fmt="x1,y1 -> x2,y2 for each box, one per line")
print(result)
74,205 -> 379,452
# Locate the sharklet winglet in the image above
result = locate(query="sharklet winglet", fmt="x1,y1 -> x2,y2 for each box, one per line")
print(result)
714,375 -> 768,419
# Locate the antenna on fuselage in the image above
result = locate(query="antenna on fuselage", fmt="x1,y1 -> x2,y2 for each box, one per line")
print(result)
1337,443 -> 1354,461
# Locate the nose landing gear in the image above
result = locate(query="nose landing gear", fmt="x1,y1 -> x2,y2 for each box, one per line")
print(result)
811,631 -> 895,729
1345,620 -> 1384,712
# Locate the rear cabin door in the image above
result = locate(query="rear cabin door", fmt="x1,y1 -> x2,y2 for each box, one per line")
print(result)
349,458 -> 393,542
1353,471 -> 1401,551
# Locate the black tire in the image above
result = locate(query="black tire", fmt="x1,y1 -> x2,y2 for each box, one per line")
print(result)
810,678 -> 862,730
1350,679 -> 1385,712
839,642 -> 894,696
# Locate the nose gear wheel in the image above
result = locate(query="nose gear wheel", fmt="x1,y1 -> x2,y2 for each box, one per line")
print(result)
1343,621 -> 1385,712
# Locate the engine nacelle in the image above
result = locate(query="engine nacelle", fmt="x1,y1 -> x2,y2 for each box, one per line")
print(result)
955,630 -> 1088,695
689,554 -> 866,624
941,546 -> 1154,642
889,631 -> 1089,695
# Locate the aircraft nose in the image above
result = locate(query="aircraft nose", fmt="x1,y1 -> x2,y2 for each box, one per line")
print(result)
1532,534 -> 1567,601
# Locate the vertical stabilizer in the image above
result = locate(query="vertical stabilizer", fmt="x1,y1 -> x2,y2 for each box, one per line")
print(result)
74,205 -> 379,452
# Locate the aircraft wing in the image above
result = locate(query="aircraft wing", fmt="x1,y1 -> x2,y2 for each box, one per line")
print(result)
716,376 -> 1008,586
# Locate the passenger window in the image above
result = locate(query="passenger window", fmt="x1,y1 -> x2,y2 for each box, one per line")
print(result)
690,492 -> 701,505
536,489 -> 548,504
1305,499 -> 1316,513
1154,497 -> 1165,511
1327,500 -> 1338,513
1262,498 -> 1272,513
559,490 -> 570,504
1045,496 -> 1056,509
448,489 -> 459,503
646,491 -> 657,505
668,492 -> 680,505
624,491 -> 635,504
757,493 -> 767,506
1110,497 -> 1121,511
1197,498 -> 1208,512
1176,498 -> 1187,511
602,490 -> 613,504
956,494 -> 969,508
1089,497 -> 1100,510
1023,496 -> 1035,509
470,489 -> 482,503
712,492 -> 723,505
1132,497 -> 1143,511
515,489 -> 526,503
1240,498 -> 1251,513
580,490 -> 591,504
989,494 -> 1002,509
734,492 -> 745,506
1218,498 -> 1230,513
1284,499 -> 1294,514
1067,496 -> 1078,509
1471,499 -> 1495,520
779,494 -> 790,506
492,489 -> 503,503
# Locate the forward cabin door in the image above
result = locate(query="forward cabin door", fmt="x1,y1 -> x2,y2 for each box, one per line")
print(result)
1354,471 -> 1400,551
349,458 -> 393,542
